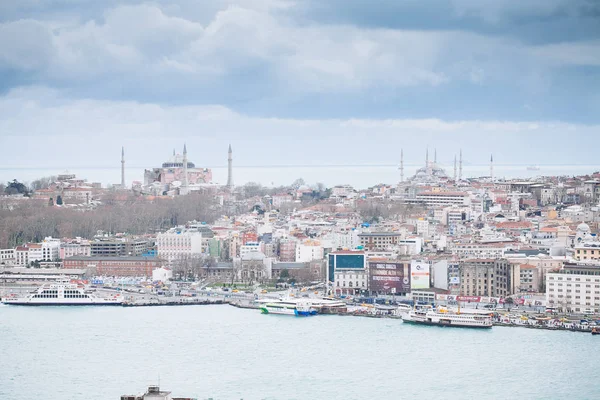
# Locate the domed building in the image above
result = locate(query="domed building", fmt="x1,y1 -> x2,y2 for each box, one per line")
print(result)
410,149 -> 450,184
576,222 -> 592,243
143,145 -> 212,194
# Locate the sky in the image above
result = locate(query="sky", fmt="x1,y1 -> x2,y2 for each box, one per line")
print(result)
1,0 -> 600,179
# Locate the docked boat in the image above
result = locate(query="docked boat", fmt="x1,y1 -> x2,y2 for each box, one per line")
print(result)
260,301 -> 317,316
402,307 -> 492,329
1,280 -> 122,306
592,327 -> 600,335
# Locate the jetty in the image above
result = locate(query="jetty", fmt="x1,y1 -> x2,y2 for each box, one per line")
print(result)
122,298 -> 226,307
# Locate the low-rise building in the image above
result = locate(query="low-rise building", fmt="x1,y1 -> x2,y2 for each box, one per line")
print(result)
358,232 -> 402,250
63,256 -> 162,277
574,242 -> 600,262
0,249 -> 15,265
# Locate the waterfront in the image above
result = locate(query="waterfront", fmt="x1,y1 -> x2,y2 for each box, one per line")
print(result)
0,305 -> 598,400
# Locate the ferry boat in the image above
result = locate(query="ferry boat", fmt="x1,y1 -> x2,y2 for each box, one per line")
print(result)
260,301 -> 317,316
1,281 -> 122,306
402,307 -> 492,329
527,165 -> 541,171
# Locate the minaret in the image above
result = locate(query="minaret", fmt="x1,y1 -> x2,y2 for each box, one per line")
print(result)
425,147 -> 430,174
434,148 -> 437,165
490,154 -> 494,182
400,149 -> 404,183
182,143 -> 189,189
453,154 -> 457,181
459,149 -> 463,181
120,146 -> 125,189
226,144 -> 233,188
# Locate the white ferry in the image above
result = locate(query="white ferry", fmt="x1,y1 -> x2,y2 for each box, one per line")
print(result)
2,281 -> 122,306
260,301 -> 317,316
402,307 -> 492,329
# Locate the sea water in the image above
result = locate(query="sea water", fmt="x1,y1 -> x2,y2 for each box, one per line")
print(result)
0,305 -> 598,400
0,164 -> 598,188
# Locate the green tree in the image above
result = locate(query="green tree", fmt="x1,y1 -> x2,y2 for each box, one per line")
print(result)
5,179 -> 29,196
56,195 -> 63,205
280,269 -> 290,279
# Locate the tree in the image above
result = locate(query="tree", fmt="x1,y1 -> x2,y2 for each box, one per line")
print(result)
290,178 -> 305,190
56,195 -> 63,205
242,182 -> 266,198
31,176 -> 57,191
5,179 -> 29,196
280,269 -> 290,279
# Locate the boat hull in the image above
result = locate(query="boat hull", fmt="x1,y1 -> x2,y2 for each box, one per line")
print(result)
2,301 -> 122,306
295,310 -> 318,316
260,307 -> 296,315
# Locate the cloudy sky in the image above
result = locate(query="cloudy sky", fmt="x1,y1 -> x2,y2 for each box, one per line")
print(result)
1,0 -> 599,179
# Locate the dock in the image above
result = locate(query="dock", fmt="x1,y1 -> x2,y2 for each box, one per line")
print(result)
122,298 -> 226,307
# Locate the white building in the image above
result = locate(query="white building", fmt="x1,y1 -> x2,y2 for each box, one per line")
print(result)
398,237 -> 422,255
451,243 -> 510,259
546,263 -> 600,313
334,269 -> 368,294
331,185 -> 356,199
156,228 -> 203,264
0,249 -> 15,265
240,242 -> 264,259
15,246 -> 29,266
416,219 -> 431,238
408,191 -> 471,207
27,237 -> 61,263
443,206 -> 470,226
328,230 -> 360,250
152,266 -> 173,282
295,240 -> 324,263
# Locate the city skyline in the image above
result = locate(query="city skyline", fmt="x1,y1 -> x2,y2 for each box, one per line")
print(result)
1,0 -> 599,169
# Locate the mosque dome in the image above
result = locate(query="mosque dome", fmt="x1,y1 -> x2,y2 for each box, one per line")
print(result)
162,153 -> 195,168
577,222 -> 591,232
411,162 -> 449,184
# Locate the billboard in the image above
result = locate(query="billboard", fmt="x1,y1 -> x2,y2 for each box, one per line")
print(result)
410,261 -> 430,290
369,262 -> 410,294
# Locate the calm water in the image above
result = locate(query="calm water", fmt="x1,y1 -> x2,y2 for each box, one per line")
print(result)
1,164 -> 599,188
0,305 -> 598,400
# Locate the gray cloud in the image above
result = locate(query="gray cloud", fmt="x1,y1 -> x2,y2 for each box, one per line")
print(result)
0,0 -> 599,174
0,87 -> 598,170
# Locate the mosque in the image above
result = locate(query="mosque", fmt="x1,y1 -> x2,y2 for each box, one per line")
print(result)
143,145 -> 213,194
404,148 -> 456,185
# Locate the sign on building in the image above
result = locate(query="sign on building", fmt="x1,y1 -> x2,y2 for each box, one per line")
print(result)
369,262 -> 410,294
410,261 -> 430,290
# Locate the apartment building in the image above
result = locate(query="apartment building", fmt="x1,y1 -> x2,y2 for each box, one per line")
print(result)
459,258 -> 512,297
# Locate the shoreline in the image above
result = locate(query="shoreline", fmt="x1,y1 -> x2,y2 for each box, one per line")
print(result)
3,297 -> 597,334
228,301 -> 597,333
